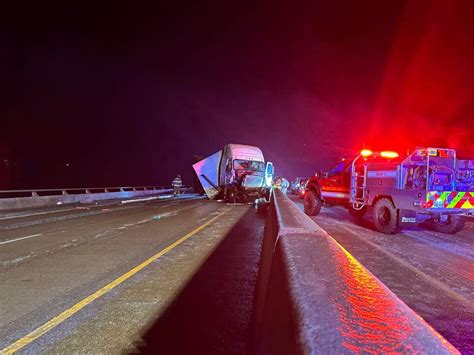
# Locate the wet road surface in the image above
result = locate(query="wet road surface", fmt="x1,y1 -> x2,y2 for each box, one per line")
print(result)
0,195 -> 265,354
289,194 -> 474,353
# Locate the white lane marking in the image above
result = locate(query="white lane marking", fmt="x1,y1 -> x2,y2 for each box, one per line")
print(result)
121,196 -> 159,204
0,234 -> 43,245
119,193 -> 203,205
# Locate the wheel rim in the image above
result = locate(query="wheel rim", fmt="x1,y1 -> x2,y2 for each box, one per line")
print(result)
437,215 -> 451,225
378,206 -> 391,226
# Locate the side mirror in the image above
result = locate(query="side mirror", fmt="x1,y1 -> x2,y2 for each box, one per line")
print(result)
265,162 -> 274,187
265,162 -> 274,176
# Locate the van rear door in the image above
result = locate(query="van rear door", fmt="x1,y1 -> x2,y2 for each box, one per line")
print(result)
193,150 -> 223,199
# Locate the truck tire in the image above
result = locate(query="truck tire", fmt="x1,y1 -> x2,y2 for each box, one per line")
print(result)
348,205 -> 367,219
226,188 -> 237,204
304,190 -> 322,216
426,215 -> 465,234
373,198 -> 398,234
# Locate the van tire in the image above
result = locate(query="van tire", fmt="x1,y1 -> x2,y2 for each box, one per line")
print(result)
304,190 -> 322,216
426,215 -> 465,234
373,198 -> 398,234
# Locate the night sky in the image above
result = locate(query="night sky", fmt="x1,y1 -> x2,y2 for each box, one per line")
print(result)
1,1 -> 473,189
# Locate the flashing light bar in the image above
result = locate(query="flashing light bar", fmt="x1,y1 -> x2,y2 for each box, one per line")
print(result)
380,151 -> 399,159
360,149 -> 373,157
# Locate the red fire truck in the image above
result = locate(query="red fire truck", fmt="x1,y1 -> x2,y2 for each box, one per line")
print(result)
304,147 -> 474,234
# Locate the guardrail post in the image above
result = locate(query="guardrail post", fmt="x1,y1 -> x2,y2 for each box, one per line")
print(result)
85,189 -> 90,194
31,191 -> 38,197
62,190 -> 68,195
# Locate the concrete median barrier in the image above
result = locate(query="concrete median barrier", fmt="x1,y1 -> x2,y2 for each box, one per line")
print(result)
252,189 -> 457,354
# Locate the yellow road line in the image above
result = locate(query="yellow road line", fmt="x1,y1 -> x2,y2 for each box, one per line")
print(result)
1,208 -> 229,354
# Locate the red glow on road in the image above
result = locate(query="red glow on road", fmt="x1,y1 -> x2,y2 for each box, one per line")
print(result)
368,2 -> 474,157
328,239 -> 457,352
329,241 -> 414,352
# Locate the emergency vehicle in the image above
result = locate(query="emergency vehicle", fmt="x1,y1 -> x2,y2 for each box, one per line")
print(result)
304,147 -> 474,234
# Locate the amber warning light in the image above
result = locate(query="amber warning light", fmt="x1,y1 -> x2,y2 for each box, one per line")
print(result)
360,149 -> 373,157
380,151 -> 399,159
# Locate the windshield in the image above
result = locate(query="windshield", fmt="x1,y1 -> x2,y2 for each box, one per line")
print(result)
327,162 -> 345,176
233,159 -> 265,172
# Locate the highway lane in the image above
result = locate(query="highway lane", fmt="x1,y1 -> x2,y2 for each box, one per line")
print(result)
0,196 -> 202,269
289,194 -> 474,353
0,195 -> 265,353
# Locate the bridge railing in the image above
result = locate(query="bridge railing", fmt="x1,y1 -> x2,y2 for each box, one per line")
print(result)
0,186 -> 192,211
0,186 -> 174,199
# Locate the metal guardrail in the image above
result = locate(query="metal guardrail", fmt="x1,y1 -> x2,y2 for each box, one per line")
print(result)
0,186 -> 192,211
0,186 -> 174,198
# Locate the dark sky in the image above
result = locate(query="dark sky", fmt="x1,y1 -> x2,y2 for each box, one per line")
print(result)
1,1 -> 473,188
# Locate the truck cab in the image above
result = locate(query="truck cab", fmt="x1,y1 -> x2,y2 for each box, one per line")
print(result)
304,159 -> 353,216
317,160 -> 352,204
193,144 -> 273,203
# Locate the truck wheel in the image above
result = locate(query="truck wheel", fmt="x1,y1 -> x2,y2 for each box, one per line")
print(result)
426,215 -> 465,234
304,190 -> 322,216
226,188 -> 237,204
373,198 -> 398,234
348,205 -> 367,219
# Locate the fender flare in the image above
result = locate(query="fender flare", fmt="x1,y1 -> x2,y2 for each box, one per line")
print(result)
305,180 -> 322,200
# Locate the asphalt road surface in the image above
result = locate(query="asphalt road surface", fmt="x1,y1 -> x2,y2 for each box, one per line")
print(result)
289,194 -> 474,353
0,194 -> 265,354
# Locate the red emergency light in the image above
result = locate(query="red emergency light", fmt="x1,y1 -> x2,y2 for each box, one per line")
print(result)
380,151 -> 399,159
360,149 -> 373,157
